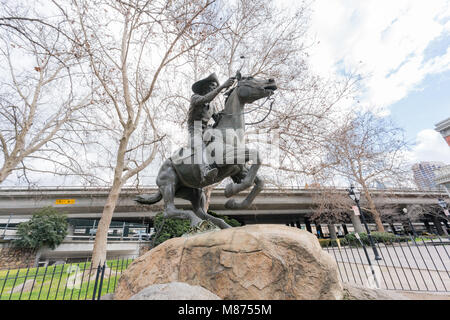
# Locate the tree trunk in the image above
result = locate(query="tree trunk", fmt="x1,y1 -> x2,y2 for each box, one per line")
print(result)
34,248 -> 43,267
91,132 -> 129,268
327,224 -> 337,240
362,187 -> 385,232
91,180 -> 123,268
0,163 -> 14,184
372,213 -> 385,232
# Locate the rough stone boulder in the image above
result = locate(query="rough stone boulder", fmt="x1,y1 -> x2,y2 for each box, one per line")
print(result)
343,283 -> 407,300
114,224 -> 343,300
129,282 -> 222,300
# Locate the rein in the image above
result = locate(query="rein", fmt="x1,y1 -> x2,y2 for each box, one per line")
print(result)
245,96 -> 275,126
220,83 -> 275,126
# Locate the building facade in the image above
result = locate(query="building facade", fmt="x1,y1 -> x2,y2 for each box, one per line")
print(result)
433,117 -> 450,195
435,117 -> 450,147
412,162 -> 445,190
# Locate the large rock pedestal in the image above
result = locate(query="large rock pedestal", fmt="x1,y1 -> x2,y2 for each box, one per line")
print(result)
114,224 -> 343,300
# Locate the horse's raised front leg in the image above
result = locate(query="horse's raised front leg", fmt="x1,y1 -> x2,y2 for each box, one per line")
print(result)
224,148 -> 261,198
225,175 -> 264,210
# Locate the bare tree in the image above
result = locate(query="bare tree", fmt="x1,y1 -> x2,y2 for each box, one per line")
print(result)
0,2 -> 92,186
310,186 -> 364,233
54,0 -> 228,267
322,111 -> 411,232
164,0 -> 358,208
406,203 -> 449,236
215,1 -> 358,189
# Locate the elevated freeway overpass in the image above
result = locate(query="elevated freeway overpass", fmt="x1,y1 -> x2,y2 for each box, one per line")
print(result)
0,187 -> 447,225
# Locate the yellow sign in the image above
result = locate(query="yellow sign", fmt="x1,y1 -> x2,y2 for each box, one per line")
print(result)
55,199 -> 76,205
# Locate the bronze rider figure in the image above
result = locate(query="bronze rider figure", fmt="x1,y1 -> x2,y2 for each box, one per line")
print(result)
188,73 -> 235,185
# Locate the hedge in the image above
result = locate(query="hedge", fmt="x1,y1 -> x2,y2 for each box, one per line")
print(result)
344,232 -> 409,245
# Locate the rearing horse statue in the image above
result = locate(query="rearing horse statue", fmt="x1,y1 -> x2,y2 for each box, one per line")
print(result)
136,75 -> 277,228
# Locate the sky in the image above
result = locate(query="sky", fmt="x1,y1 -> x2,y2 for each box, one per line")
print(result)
2,0 -> 450,188
307,0 -> 450,165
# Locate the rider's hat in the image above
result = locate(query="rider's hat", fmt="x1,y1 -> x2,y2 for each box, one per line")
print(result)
192,73 -> 220,94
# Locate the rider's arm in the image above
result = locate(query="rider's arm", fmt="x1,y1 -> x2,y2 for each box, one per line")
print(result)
192,86 -> 224,105
192,77 -> 235,105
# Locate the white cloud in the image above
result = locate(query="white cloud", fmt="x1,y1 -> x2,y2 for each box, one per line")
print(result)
408,129 -> 450,164
308,0 -> 450,112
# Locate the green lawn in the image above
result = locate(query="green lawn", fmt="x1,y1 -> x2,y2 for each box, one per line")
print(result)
0,258 -> 133,300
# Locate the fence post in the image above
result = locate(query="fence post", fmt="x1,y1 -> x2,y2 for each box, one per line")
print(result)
355,233 -> 380,288
97,263 -> 106,300
18,264 -> 31,300
92,265 -> 101,300
1,268 -> 11,298
8,266 -> 21,300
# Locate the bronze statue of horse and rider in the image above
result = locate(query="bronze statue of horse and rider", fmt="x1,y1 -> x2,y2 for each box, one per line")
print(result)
135,72 -> 277,229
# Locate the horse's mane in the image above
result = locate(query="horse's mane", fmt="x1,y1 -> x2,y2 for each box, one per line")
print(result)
224,87 -> 236,105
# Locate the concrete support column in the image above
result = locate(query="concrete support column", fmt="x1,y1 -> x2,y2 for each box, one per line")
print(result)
304,218 -> 312,233
349,211 -> 364,233
390,223 -> 397,235
432,216 -> 447,236
342,224 -> 349,235
423,221 -> 433,233
443,220 -> 450,233
315,222 -> 323,238
402,223 -> 411,236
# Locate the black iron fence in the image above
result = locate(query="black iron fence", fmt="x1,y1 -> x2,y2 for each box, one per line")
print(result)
322,234 -> 450,292
2,235 -> 449,300
0,257 -> 132,300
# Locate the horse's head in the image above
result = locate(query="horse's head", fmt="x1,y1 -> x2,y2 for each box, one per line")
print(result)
235,76 -> 277,104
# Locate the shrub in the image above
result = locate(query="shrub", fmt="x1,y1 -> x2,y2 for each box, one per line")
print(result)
208,211 -> 241,227
319,238 -> 348,248
14,206 -> 68,250
151,211 -> 241,247
344,232 -> 407,246
151,213 -> 191,247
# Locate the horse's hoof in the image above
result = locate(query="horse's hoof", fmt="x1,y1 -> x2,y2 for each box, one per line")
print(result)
225,199 -> 238,209
224,184 -> 234,198
190,218 -> 203,227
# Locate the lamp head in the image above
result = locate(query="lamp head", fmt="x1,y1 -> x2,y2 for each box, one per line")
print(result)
347,185 -> 360,202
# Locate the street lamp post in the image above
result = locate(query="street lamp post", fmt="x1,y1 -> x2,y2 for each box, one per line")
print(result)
403,208 -> 417,238
347,185 -> 382,261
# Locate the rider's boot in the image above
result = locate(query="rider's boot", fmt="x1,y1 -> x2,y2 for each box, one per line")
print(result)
200,164 -> 218,185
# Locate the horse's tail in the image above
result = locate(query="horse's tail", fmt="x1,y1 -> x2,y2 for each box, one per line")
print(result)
135,190 -> 163,205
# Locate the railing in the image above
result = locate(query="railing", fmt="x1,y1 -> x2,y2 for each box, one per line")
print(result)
0,257 -> 134,300
2,235 -> 449,299
434,165 -> 450,185
0,185 -> 444,194
1,232 -> 152,242
63,235 -> 151,242
322,234 -> 450,292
